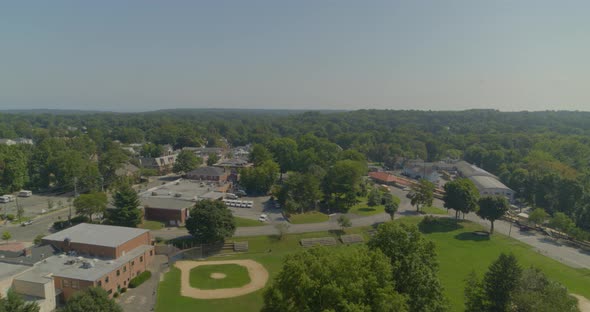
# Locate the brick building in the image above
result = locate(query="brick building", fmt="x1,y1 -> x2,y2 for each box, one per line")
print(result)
185,166 -> 229,182
142,197 -> 193,226
0,223 -> 156,311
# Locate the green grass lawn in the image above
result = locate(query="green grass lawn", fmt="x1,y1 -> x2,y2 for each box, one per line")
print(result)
421,206 -> 448,215
157,217 -> 590,312
189,264 -> 251,289
139,220 -> 165,230
288,211 -> 329,224
349,197 -> 385,216
234,216 -> 264,227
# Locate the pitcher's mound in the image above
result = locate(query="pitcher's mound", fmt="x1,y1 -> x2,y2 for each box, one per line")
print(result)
210,273 -> 226,279
175,259 -> 269,299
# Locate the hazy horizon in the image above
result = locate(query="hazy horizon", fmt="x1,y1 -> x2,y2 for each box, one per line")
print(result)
2,1 -> 589,112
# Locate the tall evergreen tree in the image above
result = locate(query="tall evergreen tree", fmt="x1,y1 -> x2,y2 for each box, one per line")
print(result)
483,253 -> 522,312
106,184 -> 142,227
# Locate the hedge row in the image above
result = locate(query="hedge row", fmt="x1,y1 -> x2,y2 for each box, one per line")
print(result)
129,270 -> 152,288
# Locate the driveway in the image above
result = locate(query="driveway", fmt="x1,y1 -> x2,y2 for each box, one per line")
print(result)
117,255 -> 167,312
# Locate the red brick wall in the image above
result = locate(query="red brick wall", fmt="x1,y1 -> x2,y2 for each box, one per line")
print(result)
116,232 -> 151,258
54,245 -> 155,300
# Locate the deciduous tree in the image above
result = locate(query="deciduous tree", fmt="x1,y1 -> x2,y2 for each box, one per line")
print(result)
477,196 -> 509,234
0,289 -> 40,312
443,178 -> 479,219
261,247 -> 408,312
185,200 -> 236,244
528,208 -> 548,226
368,223 -> 448,312
60,287 -> 122,312
74,192 -> 107,222
409,179 -> 435,213
173,150 -> 201,173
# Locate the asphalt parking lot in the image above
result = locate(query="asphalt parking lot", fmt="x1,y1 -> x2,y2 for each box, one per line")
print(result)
0,193 -> 73,219
228,196 -> 285,223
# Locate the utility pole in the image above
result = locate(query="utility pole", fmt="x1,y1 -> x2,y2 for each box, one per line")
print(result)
100,176 -> 104,193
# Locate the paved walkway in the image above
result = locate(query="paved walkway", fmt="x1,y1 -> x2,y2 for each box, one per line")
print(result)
117,255 -> 168,312
152,186 -> 590,270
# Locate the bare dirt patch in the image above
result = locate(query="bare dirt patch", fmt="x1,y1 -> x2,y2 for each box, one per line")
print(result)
175,259 -> 269,299
210,273 -> 226,279
573,294 -> 590,312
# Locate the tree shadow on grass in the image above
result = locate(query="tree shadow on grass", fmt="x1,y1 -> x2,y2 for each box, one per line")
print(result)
454,231 -> 490,241
328,229 -> 345,236
418,217 -> 464,234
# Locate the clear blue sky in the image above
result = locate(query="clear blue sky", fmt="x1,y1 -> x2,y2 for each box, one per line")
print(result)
1,1 -> 589,112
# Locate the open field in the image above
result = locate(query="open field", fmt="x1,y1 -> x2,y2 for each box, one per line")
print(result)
349,196 -> 385,216
139,220 -> 165,230
422,206 -> 448,215
189,264 -> 251,289
288,211 -> 329,224
156,217 -> 590,312
234,216 -> 264,227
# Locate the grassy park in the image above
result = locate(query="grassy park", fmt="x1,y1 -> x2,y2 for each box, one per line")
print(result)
156,217 -> 590,312
234,216 -> 265,227
189,264 -> 251,289
349,196 -> 385,216
421,206 -> 448,215
139,220 -> 165,230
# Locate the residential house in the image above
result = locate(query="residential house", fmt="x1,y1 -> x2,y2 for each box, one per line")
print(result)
185,166 -> 229,182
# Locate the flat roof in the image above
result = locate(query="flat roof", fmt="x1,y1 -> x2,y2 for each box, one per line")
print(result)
199,191 -> 225,200
16,245 -> 153,283
0,262 -> 30,281
43,223 -> 149,248
469,175 -> 512,191
142,197 -> 194,210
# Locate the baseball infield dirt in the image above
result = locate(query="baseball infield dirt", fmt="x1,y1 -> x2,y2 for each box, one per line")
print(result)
175,259 -> 269,299
573,294 -> 590,312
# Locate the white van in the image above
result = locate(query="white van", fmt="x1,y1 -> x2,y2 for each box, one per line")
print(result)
4,195 -> 15,202
18,190 -> 32,197
0,196 -> 10,203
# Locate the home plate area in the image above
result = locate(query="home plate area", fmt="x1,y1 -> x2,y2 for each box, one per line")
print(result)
175,259 -> 269,299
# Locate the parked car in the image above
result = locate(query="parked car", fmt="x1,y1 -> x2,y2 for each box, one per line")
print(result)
21,220 -> 33,226
18,190 -> 32,197
258,214 -> 268,222
235,190 -> 247,197
0,196 -> 10,203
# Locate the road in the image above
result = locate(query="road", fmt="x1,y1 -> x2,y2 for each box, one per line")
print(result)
153,185 -> 590,270
8,183 -> 590,271
1,207 -> 71,242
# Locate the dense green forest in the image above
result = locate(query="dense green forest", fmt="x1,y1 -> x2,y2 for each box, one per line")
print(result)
1,109 -> 589,232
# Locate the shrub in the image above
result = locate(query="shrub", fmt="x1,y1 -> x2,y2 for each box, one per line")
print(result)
113,292 -> 119,298
129,271 -> 152,288
6,214 -> 15,221
52,215 -> 90,230
120,287 -> 127,293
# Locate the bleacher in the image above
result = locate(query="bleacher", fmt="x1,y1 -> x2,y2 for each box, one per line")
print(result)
300,237 -> 338,247
233,241 -> 249,252
340,234 -> 364,244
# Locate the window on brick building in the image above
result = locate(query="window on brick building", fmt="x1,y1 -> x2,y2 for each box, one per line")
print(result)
140,256 -> 144,262
123,265 -> 127,273
62,279 -> 71,288
117,270 -> 120,276
150,250 -> 153,256
72,280 -> 79,289
131,261 -> 134,266
106,276 -> 109,283
98,280 -> 102,287
107,289 -> 112,295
